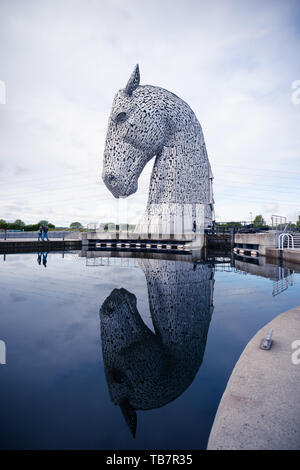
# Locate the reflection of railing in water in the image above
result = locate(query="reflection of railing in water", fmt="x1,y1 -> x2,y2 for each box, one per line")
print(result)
86,255 -> 246,273
213,264 -> 248,274
85,254 -> 295,297
272,268 -> 294,297
86,257 -> 141,268
205,256 -> 296,295
214,262 -> 234,272
205,256 -> 243,273
234,268 -> 248,275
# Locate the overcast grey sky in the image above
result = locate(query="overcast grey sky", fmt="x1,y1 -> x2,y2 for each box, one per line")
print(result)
0,0 -> 300,226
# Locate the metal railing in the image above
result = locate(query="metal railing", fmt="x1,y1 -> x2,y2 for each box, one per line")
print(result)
87,223 -> 136,233
86,222 -> 201,240
271,214 -> 287,230
278,233 -> 294,249
0,230 -> 82,240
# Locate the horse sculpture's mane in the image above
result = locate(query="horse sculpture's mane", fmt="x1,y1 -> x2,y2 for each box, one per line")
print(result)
102,65 -> 214,234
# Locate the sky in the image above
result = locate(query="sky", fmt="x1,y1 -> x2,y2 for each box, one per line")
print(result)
0,0 -> 300,227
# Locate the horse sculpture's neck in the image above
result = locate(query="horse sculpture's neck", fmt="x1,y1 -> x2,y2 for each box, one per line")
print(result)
148,97 -> 210,205
136,87 -> 213,234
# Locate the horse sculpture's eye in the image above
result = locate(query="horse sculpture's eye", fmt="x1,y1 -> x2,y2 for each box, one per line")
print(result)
116,112 -> 127,123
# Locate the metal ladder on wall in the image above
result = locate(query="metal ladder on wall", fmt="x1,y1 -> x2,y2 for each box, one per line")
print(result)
278,232 -> 294,249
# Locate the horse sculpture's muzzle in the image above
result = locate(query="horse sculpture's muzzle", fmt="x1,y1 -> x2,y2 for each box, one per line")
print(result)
102,173 -> 119,198
102,170 -> 138,198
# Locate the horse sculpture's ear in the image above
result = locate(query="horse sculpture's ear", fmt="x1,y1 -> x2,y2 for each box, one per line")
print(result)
124,64 -> 140,96
119,399 -> 137,438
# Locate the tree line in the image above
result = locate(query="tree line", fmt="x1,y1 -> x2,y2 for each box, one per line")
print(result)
0,219 -> 86,231
217,214 -> 300,229
2,216 -> 299,232
0,219 -> 56,231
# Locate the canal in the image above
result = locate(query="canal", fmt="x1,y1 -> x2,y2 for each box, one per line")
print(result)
0,251 -> 299,449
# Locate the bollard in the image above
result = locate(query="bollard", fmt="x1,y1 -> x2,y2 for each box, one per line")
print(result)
260,328 -> 273,350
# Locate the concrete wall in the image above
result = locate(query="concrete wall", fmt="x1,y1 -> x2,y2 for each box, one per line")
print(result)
134,203 -> 205,239
234,231 -> 277,256
82,231 -> 198,242
266,247 -> 300,268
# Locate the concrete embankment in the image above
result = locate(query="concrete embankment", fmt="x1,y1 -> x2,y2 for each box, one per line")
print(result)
207,306 -> 300,450
0,238 -> 81,253
0,231 -> 82,253
234,231 -> 277,256
266,247 -> 300,266
234,231 -> 300,265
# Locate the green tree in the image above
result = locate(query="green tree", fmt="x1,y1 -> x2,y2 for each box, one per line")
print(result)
216,221 -> 242,228
24,224 -> 39,232
0,219 -> 8,229
297,215 -> 300,227
36,220 -> 55,229
14,219 -> 25,227
253,214 -> 266,227
70,222 -> 83,229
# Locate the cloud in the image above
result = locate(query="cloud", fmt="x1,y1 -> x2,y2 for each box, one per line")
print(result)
10,292 -> 27,303
14,165 -> 29,175
264,202 -> 279,214
0,0 -> 299,225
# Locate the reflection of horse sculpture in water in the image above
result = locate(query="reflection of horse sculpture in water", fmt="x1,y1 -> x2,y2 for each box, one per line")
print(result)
100,259 -> 214,437
102,65 -> 214,232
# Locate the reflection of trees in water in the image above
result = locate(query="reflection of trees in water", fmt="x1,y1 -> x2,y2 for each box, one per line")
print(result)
100,259 -> 214,437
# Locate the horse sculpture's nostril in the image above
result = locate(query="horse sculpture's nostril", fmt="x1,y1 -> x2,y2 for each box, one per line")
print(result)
107,174 -> 117,187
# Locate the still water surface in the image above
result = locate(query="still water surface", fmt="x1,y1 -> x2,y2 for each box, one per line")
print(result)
0,251 -> 299,449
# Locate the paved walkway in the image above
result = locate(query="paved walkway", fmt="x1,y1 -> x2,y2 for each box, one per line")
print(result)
0,238 -> 63,242
0,238 -> 79,242
207,306 -> 300,450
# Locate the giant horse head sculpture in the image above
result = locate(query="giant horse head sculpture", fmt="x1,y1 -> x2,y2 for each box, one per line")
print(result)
102,65 -> 214,228
102,64 -> 170,198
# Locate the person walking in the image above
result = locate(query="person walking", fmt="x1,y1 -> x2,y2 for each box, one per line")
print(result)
38,225 -> 43,241
42,224 -> 49,241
